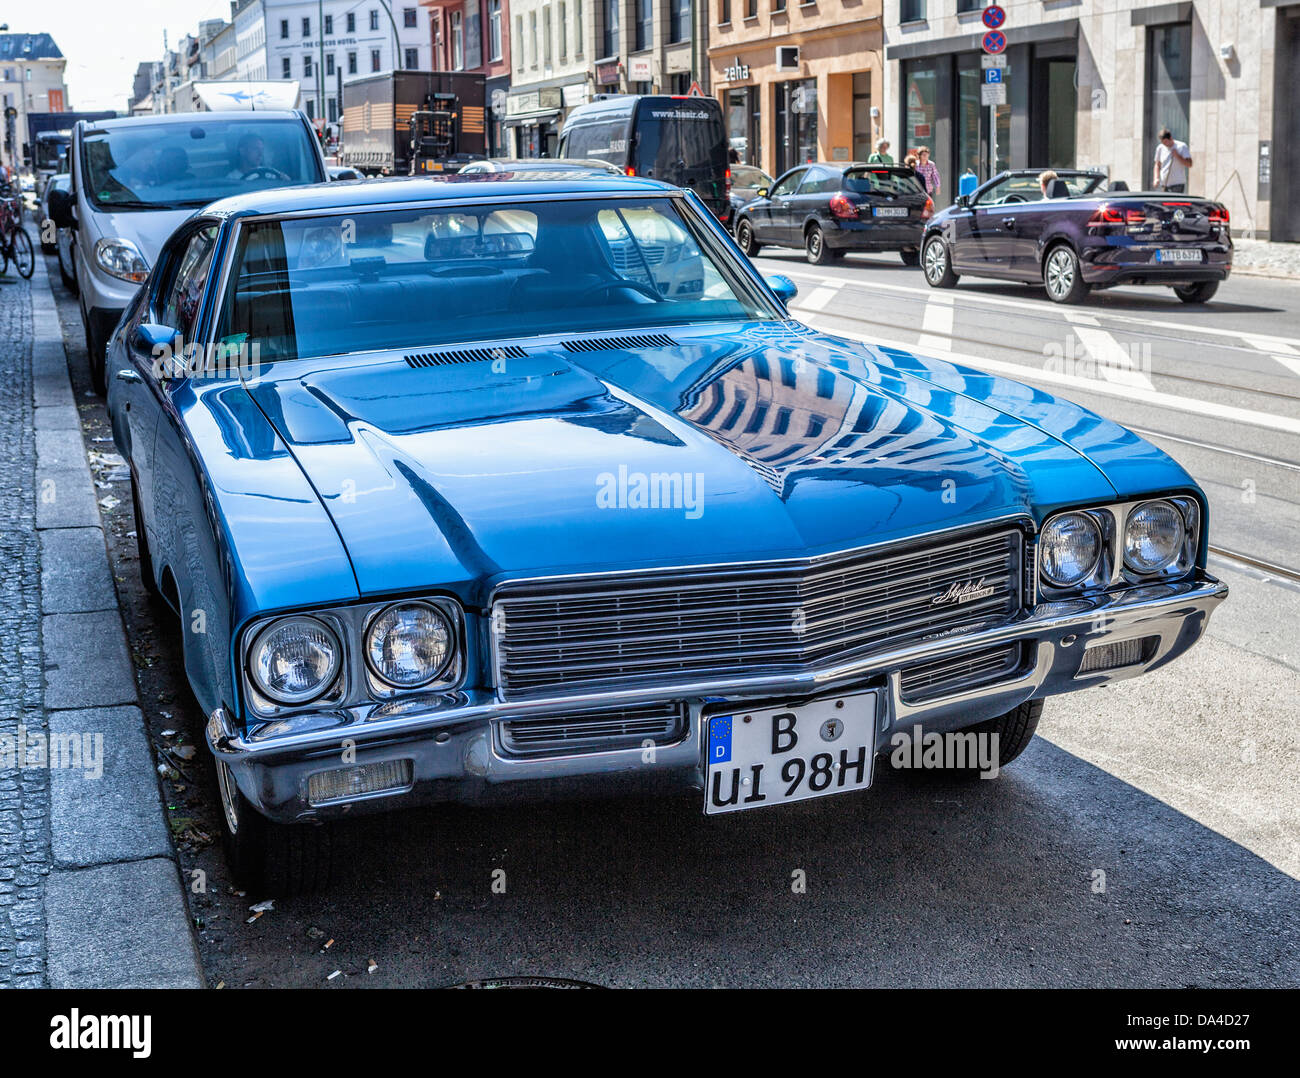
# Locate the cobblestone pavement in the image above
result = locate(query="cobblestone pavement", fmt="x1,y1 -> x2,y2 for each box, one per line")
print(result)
1233,238 -> 1300,279
0,271 -> 49,988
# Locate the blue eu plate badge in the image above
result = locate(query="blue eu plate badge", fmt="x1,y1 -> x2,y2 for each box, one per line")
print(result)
709,715 -> 732,765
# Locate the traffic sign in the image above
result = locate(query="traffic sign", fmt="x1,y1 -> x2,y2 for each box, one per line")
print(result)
982,5 -> 1006,30
981,53 -> 1007,68
982,29 -> 1007,54
981,83 -> 1007,106
984,67 -> 1003,84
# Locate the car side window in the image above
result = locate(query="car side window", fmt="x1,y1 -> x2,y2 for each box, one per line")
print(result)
798,169 -> 839,195
769,169 -> 806,198
157,225 -> 219,343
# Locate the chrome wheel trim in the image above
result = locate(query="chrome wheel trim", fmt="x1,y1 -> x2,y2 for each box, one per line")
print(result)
924,239 -> 945,282
1046,249 -> 1074,297
216,759 -> 240,835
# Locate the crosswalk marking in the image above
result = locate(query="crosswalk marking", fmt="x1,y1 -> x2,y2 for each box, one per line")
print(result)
1243,334 -> 1300,378
799,284 -> 842,312
1063,310 -> 1157,391
917,292 -> 954,353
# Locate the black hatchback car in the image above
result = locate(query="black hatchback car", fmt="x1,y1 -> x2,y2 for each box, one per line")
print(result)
734,163 -> 932,265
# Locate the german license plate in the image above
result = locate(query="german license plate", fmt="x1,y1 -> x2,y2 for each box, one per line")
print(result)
1156,248 -> 1202,262
873,206 -> 908,218
704,694 -> 876,815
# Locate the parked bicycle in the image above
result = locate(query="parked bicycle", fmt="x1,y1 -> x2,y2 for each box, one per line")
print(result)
0,188 -> 34,278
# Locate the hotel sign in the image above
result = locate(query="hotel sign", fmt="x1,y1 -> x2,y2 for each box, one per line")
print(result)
723,57 -> 751,82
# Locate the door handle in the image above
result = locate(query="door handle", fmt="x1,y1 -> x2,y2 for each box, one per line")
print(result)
1001,217 -> 1016,229
116,369 -> 142,384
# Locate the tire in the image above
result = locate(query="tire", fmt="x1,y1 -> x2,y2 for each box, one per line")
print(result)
736,219 -> 761,257
922,235 -> 958,288
216,758 -> 335,896
1173,280 -> 1219,304
1043,244 -> 1089,303
58,246 -> 77,293
82,306 -> 107,395
10,227 -> 34,279
130,474 -> 163,600
900,248 -> 920,267
889,700 -> 1043,779
805,225 -> 833,265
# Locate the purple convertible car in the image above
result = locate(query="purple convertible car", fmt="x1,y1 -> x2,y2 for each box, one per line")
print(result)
921,169 -> 1232,304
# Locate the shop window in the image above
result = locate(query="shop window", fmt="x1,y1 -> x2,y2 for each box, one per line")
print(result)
1145,22 -> 1191,153
900,0 -> 925,22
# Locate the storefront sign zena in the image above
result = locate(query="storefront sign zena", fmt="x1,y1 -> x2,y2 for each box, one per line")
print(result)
724,57 -> 751,82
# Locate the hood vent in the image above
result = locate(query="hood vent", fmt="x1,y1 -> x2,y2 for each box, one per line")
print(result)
405,345 -> 528,368
561,333 -> 677,353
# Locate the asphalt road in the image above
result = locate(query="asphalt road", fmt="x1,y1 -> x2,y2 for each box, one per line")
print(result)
46,251 -> 1300,989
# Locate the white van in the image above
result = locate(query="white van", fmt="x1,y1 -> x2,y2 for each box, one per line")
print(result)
47,110 -> 327,392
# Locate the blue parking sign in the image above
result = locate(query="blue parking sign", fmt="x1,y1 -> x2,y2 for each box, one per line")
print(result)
709,715 -> 733,764
985,68 -> 1003,84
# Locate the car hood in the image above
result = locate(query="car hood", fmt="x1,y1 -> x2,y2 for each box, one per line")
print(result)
238,323 -> 1189,601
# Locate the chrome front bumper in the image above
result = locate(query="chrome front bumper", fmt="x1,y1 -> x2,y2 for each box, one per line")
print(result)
207,573 -> 1227,822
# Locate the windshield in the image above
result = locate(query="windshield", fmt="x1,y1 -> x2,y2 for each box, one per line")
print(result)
82,119 -> 321,210
216,196 -> 778,362
976,173 -> 1106,204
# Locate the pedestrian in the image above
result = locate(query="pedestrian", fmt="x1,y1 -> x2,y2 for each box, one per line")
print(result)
867,138 -> 893,165
903,152 -> 918,170
1152,128 -> 1192,192
729,146 -> 740,165
914,146 -> 941,199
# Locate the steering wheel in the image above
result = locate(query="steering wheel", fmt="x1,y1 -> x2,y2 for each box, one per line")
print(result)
241,167 -> 286,181
1002,193 -> 1028,204
579,279 -> 664,303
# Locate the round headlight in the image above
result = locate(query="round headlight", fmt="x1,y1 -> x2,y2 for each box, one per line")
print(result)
366,602 -> 453,688
1041,512 -> 1103,588
248,616 -> 341,705
1124,500 -> 1185,574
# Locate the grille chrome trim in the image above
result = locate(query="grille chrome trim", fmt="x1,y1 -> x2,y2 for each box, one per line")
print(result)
492,522 -> 1028,699
498,702 -> 687,758
899,642 -> 1027,704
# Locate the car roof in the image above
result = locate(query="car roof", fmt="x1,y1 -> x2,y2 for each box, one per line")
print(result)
201,174 -> 678,216
78,110 -> 305,132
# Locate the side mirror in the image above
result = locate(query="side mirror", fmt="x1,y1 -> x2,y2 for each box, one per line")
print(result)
956,194 -> 971,209
133,322 -> 179,354
47,187 -> 75,228
766,274 -> 798,305
756,187 -> 769,199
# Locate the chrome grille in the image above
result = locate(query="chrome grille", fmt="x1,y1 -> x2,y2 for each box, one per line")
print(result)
899,642 -> 1026,703
499,702 -> 687,758
493,526 -> 1026,699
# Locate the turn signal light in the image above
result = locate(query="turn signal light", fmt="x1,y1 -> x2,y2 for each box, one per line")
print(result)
829,194 -> 857,219
626,166 -> 636,177
1209,206 -> 1230,224
922,196 -> 934,220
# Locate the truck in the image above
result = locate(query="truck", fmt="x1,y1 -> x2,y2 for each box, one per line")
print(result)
341,71 -> 486,176
27,110 -> 117,194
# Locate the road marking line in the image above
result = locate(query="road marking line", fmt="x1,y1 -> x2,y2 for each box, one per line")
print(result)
796,313 -> 1300,436
799,284 -> 842,312
780,264 -> 1300,351
1063,310 -> 1157,391
1241,334 -> 1300,378
917,292 -> 954,353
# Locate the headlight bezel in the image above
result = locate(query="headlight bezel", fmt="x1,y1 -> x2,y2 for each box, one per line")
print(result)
1122,498 -> 1186,575
93,236 -> 150,283
1039,511 -> 1105,589
1038,495 -> 1203,597
239,597 -> 465,719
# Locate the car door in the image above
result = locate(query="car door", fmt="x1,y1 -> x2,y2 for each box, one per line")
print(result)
964,179 -> 1023,273
762,167 -> 808,246
118,222 -> 222,546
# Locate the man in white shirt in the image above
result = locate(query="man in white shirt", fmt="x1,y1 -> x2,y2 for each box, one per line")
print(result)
1152,128 -> 1192,192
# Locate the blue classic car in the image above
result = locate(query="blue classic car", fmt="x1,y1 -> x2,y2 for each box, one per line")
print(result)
106,174 -> 1227,892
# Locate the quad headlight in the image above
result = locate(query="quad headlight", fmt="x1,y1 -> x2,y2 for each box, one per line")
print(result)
1040,511 -> 1103,588
365,602 -> 453,688
248,616 -> 342,705
1123,499 -> 1186,574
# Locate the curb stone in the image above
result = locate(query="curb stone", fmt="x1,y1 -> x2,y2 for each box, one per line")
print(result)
29,254 -> 205,988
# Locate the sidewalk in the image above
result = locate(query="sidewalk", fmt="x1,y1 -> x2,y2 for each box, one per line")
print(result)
1231,238 -> 1300,280
0,254 -> 202,988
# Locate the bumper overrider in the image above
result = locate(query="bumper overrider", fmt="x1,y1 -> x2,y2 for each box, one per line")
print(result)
207,572 -> 1227,823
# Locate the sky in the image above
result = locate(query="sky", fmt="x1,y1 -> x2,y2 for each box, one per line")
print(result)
25,0 -> 235,113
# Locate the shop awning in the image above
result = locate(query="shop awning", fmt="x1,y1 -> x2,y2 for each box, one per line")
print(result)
503,111 -> 561,127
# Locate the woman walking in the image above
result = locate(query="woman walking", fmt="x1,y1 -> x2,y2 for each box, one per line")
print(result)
914,146 -> 941,199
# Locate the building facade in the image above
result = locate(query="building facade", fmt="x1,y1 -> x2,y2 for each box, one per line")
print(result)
505,0 -> 590,155
884,0 -> 1298,240
708,2 -> 883,177
421,1 -> 513,153
0,33 -> 70,172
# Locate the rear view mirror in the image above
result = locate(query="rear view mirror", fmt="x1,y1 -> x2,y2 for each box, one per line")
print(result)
956,194 -> 971,209
756,187 -> 769,199
134,322 -> 179,353
766,275 -> 798,305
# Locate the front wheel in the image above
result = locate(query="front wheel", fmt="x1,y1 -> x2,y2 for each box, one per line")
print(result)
1043,244 -> 1089,303
1173,280 -> 1219,304
10,227 -> 34,279
216,758 -> 335,896
805,225 -> 833,265
922,236 -> 958,288
736,219 -> 762,258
